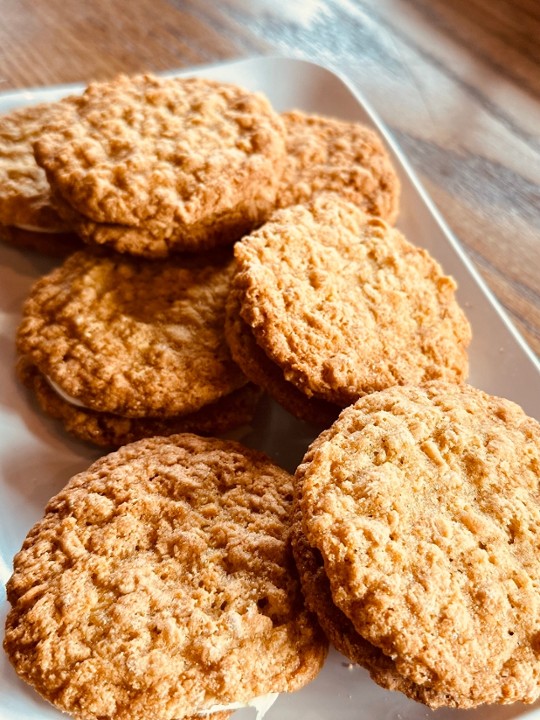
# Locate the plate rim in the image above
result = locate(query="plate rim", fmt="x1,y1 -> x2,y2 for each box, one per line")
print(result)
1,54 -> 540,720
1,54 -> 537,380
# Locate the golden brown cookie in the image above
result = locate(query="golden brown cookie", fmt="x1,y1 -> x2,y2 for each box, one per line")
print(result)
0,102 -> 81,256
230,195 -> 471,410
297,382 -> 540,708
4,433 -> 327,720
16,248 -> 257,444
277,110 -> 400,223
34,74 -> 287,258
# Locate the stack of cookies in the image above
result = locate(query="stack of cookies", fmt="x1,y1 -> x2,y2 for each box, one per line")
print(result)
32,75 -> 288,258
8,73 -> 297,445
3,71 -> 409,446
292,382 -> 540,708
4,434 -> 328,720
3,68 -> 540,717
226,195 -> 470,424
15,248 -> 262,446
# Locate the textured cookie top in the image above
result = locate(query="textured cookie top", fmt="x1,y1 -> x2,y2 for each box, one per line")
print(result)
277,110 -> 400,223
16,249 -> 248,417
232,195 -> 471,406
290,502 -> 464,709
298,383 -> 540,706
0,102 -> 70,228
4,434 -> 326,720
225,283 -> 340,427
34,74 -> 286,255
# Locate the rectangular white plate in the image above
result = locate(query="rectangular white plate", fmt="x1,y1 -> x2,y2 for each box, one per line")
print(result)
1,56 -> 539,720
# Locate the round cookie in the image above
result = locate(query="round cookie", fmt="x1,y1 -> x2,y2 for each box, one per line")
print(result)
4,434 -> 327,720
231,195 -> 471,408
0,102 -> 81,256
277,110 -> 400,223
34,74 -> 287,257
18,360 -> 262,448
16,249 -> 249,420
298,382 -> 540,708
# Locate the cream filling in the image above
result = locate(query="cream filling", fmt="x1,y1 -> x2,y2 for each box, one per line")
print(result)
47,377 -> 89,409
14,223 -> 66,234
197,692 -> 279,718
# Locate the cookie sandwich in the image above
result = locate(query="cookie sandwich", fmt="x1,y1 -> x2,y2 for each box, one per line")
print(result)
277,110 -> 400,223
34,73 -> 287,258
293,382 -> 540,708
226,194 -> 471,423
16,248 -> 261,446
0,102 -> 81,256
4,433 -> 328,720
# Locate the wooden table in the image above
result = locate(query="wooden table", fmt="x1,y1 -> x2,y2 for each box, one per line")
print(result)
0,0 -> 539,357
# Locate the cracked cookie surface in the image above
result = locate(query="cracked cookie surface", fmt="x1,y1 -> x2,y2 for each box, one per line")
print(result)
297,382 -> 540,707
231,195 -> 471,406
34,74 -> 287,257
225,283 -> 339,426
277,110 -> 400,223
291,473 -> 464,708
16,249 -> 248,418
4,433 -> 327,720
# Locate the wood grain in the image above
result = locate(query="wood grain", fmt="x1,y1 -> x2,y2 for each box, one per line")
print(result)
0,0 -> 538,355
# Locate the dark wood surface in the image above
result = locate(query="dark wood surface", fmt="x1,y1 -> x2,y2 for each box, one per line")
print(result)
1,0 -> 539,356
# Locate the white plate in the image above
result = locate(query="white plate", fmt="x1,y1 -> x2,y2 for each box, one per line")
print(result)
1,56 -> 539,720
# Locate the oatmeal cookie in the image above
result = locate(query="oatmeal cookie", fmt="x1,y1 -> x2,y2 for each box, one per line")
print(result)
277,110 -> 400,223
16,248 -> 258,443
17,249 -> 247,418
0,102 -> 80,255
298,382 -> 540,707
34,74 -> 287,257
4,434 -> 327,720
231,195 -> 471,409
